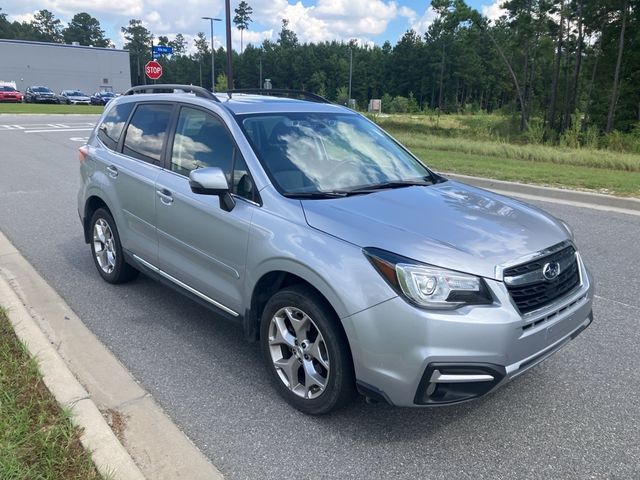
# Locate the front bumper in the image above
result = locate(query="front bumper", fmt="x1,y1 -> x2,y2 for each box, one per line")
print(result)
34,97 -> 58,103
342,254 -> 594,407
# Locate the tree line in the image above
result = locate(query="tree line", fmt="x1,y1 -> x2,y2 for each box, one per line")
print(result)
1,1 -> 638,137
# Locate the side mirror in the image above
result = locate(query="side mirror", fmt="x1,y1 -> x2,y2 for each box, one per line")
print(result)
189,167 -> 235,212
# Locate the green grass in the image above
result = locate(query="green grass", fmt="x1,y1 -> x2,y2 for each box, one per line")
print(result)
0,103 -> 104,114
393,132 -> 640,172
376,114 -> 640,197
410,147 -> 640,197
0,308 -> 103,480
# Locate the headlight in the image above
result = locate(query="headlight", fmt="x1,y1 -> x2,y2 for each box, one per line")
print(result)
363,248 -> 493,309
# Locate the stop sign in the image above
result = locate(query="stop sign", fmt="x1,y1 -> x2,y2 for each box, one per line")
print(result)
145,60 -> 163,80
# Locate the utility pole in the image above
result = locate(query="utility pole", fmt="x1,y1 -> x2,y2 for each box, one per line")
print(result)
348,46 -> 353,105
225,0 -> 234,91
202,17 -> 222,92
259,50 -> 263,88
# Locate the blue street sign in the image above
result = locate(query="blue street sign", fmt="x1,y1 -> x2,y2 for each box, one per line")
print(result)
152,45 -> 173,55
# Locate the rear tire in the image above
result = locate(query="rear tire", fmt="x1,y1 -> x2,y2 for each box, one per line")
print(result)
260,285 -> 356,415
89,208 -> 138,284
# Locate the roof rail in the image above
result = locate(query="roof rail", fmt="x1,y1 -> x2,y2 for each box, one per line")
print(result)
123,84 -> 220,102
223,89 -> 331,104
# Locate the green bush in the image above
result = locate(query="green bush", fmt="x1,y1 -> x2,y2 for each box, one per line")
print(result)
526,120 -> 546,145
389,96 -> 410,113
583,126 -> 599,150
381,93 -> 393,113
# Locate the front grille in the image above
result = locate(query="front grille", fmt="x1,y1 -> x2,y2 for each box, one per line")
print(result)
505,245 -> 580,314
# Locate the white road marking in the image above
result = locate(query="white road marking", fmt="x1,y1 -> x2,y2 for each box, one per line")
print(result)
0,122 -> 94,132
24,128 -> 93,133
490,188 -> 640,217
594,295 -> 640,311
69,137 -> 89,142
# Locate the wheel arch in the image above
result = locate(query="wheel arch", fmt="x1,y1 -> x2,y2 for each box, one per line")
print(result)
83,195 -> 111,243
244,268 -> 349,344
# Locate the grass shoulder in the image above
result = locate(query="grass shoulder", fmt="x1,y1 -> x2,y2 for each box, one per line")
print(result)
416,149 -> 640,197
0,308 -> 104,480
0,103 -> 104,114
376,114 -> 640,197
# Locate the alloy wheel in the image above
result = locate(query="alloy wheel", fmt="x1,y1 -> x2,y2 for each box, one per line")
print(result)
268,306 -> 330,399
93,218 -> 116,274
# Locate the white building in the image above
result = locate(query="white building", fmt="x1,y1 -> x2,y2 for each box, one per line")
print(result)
0,39 -> 131,95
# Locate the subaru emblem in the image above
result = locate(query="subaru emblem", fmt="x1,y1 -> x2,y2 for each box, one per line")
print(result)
542,261 -> 561,280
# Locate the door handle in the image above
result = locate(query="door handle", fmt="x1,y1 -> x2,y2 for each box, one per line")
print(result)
156,189 -> 174,205
106,165 -> 118,178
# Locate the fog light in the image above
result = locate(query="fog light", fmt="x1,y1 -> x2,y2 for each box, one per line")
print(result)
414,363 -> 506,405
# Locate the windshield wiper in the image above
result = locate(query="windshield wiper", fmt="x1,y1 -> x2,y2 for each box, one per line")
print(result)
282,191 -> 349,199
341,178 -> 435,194
283,178 -> 438,199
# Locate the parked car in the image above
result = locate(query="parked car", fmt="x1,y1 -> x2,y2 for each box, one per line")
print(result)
0,85 -> 23,102
78,85 -> 594,415
60,90 -> 91,105
24,86 -> 59,103
90,91 -> 117,105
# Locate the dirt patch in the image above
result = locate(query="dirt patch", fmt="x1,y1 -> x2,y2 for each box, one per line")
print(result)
102,408 -> 128,444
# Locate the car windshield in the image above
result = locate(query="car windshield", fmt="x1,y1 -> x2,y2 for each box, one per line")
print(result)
1,86 -> 17,92
239,112 -> 435,195
33,87 -> 51,92
68,91 -> 86,96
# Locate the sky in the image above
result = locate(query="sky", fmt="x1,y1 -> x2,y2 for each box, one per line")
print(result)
3,0 -> 506,52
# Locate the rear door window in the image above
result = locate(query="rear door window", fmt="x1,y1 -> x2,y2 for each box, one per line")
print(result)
122,103 -> 174,165
97,102 -> 135,151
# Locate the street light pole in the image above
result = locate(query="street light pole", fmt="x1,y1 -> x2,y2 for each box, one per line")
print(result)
202,17 -> 222,92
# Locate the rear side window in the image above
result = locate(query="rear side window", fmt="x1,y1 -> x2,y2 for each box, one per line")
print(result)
97,102 -> 135,151
122,103 -> 173,164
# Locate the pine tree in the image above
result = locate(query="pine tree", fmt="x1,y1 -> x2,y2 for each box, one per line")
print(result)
233,1 -> 253,54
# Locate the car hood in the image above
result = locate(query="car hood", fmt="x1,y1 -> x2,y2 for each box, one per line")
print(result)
68,95 -> 90,100
301,180 -> 569,280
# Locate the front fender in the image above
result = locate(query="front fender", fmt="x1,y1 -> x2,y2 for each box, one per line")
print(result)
244,194 -> 395,321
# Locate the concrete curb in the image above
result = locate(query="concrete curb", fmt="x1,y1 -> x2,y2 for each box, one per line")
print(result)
0,274 -> 145,480
0,231 -> 224,480
444,173 -> 640,212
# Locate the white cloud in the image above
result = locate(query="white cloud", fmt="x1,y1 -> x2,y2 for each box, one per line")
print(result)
398,6 -> 416,18
145,11 -> 171,33
8,12 -> 37,24
407,6 -> 437,34
4,0 -> 402,50
481,0 -> 507,23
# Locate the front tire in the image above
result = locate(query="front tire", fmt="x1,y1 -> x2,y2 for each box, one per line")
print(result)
260,285 -> 356,415
89,208 -> 138,284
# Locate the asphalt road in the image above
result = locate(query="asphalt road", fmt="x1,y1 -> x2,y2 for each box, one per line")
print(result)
1,114 -> 638,480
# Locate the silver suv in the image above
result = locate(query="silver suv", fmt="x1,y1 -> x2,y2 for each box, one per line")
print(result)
78,85 -> 593,414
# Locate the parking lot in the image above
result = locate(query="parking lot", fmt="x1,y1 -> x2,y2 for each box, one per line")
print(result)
0,114 -> 638,479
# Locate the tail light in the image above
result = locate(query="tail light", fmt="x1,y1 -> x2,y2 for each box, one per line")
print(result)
78,145 -> 88,163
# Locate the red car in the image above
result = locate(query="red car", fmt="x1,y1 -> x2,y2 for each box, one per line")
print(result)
0,86 -> 23,102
